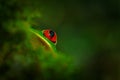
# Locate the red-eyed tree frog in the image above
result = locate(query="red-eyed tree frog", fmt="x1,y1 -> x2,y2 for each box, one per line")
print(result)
30,28 -> 57,56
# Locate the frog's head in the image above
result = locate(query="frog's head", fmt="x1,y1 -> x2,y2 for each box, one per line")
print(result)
30,28 -> 57,54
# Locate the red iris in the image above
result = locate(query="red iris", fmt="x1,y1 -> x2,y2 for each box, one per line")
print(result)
43,29 -> 57,44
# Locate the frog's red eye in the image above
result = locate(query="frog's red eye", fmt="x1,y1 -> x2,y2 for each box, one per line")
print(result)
43,29 -> 57,44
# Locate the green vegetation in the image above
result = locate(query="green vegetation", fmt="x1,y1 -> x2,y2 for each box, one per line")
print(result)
0,0 -> 120,80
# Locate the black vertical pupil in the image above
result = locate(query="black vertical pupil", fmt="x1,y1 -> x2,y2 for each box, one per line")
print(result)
49,30 -> 54,37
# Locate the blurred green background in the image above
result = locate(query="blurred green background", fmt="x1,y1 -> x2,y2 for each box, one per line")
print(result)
32,0 -> 120,79
0,0 -> 120,80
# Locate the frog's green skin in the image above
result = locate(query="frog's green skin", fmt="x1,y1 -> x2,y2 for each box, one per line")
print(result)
30,28 -> 57,54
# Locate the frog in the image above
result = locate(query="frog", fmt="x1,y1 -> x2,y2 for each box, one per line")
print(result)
30,28 -> 57,57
